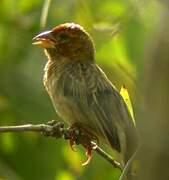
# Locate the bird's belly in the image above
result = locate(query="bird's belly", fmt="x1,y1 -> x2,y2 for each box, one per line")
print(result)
50,92 -> 105,141
52,94 -> 83,124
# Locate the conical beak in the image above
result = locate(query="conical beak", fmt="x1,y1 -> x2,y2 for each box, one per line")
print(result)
32,30 -> 55,48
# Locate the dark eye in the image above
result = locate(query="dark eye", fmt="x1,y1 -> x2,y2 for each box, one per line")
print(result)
59,33 -> 70,42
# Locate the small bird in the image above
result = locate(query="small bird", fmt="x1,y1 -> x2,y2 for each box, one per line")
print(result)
33,23 -> 138,169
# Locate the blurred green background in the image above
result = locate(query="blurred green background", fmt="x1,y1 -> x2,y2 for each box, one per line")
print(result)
0,0 -> 161,179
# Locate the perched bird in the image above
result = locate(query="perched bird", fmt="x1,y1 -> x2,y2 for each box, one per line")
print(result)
33,23 -> 138,170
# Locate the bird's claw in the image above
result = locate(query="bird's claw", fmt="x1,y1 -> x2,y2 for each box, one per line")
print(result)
69,136 -> 77,152
82,147 -> 92,166
66,125 -> 97,166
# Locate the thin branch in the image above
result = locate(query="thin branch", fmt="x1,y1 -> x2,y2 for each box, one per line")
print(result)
0,124 -> 51,132
91,142 -> 122,169
40,0 -> 52,29
0,121 -> 122,171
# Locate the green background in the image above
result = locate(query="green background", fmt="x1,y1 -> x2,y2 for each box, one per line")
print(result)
0,0 -> 160,179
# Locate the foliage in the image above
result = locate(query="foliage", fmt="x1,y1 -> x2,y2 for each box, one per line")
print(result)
0,0 -> 161,179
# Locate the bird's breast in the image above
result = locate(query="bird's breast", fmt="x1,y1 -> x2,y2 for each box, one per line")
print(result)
44,66 -> 84,125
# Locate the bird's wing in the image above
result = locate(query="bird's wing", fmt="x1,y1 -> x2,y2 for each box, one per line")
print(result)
57,63 -> 136,154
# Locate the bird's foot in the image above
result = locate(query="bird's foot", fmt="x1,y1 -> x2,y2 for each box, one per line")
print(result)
82,144 -> 93,166
63,126 -> 81,152
42,121 -> 98,166
63,125 -> 98,166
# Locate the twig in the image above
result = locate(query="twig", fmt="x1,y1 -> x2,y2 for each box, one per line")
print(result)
91,142 -> 122,169
40,0 -> 52,29
0,124 -> 51,133
0,121 -> 122,171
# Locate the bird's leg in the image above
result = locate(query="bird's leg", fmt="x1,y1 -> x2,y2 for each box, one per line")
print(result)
69,126 -> 80,151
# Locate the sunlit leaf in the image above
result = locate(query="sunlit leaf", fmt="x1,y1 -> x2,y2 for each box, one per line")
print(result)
120,85 -> 135,125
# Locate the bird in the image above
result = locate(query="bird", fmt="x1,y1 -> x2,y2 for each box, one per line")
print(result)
32,22 -> 138,171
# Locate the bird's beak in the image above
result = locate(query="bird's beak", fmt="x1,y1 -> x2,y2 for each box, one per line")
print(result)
32,30 -> 55,48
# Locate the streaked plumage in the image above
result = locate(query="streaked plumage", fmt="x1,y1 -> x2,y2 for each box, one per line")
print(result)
33,23 -> 138,167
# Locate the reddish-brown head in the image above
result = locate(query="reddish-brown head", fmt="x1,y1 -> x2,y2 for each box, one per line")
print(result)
33,23 -> 95,62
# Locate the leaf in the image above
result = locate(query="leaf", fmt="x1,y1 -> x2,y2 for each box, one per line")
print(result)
120,85 -> 135,125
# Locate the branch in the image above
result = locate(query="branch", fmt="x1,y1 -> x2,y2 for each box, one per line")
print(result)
91,142 -> 121,169
0,121 -> 122,171
0,124 -> 52,133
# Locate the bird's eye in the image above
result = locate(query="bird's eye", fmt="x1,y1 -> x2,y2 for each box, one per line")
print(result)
59,33 -> 70,42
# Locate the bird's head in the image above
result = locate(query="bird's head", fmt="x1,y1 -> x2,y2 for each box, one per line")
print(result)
33,23 -> 95,62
